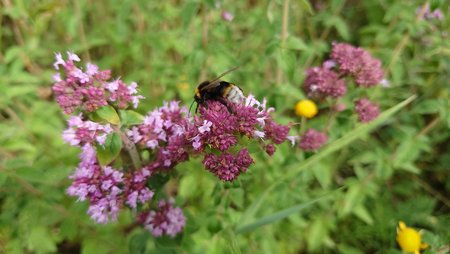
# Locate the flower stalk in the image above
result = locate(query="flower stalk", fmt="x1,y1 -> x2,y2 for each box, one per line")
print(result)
118,127 -> 142,170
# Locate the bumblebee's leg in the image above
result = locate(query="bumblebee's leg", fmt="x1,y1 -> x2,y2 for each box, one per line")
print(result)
196,100 -> 208,113
217,97 -> 233,113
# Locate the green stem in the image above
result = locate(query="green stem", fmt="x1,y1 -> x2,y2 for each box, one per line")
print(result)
120,131 -> 142,170
300,116 -> 307,134
275,0 -> 290,85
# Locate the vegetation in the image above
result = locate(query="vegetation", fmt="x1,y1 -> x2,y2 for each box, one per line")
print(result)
1,0 -> 449,253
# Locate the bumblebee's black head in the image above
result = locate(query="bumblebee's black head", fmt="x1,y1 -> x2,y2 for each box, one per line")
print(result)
194,81 -> 210,104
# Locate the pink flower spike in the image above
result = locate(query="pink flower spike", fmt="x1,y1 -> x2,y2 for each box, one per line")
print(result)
432,9 -> 444,20
287,135 -> 299,146
146,139 -> 159,149
323,60 -> 336,69
198,120 -> 213,134
96,133 -> 108,145
105,80 -> 119,92
68,115 -> 83,127
299,129 -> 328,151
72,68 -> 90,83
139,199 -> 186,237
86,63 -> 99,76
132,95 -> 145,108
192,135 -> 202,150
53,52 -> 65,70
221,11 -> 234,21
253,130 -> 265,139
245,94 -> 260,108
62,129 -> 80,146
128,82 -> 138,94
67,51 -> 80,62
355,98 -> 380,123
127,127 -> 143,143
53,73 -> 62,82
380,79 -> 390,88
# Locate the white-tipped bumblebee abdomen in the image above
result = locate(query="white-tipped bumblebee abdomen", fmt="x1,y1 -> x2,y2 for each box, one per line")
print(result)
226,85 -> 245,104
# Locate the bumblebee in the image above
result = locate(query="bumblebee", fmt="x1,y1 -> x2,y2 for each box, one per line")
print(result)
191,67 -> 244,113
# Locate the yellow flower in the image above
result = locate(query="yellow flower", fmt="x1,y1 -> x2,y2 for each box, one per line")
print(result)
396,221 -> 428,254
295,99 -> 318,118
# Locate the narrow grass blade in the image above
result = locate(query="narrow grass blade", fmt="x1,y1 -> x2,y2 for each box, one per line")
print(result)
236,192 -> 333,234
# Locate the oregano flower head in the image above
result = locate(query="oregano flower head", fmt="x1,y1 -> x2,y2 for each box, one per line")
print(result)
188,96 -> 290,181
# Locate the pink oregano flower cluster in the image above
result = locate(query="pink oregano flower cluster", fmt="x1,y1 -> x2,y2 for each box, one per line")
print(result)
138,199 -> 186,237
52,52 -> 143,114
304,42 -> 384,99
328,43 -> 382,122
188,97 -> 290,181
127,101 -> 191,170
52,52 -> 291,237
53,52 -> 184,237
295,43 -> 385,151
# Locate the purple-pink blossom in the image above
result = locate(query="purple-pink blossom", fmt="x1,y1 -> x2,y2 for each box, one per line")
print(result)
67,144 -> 124,223
303,66 -> 347,98
124,168 -> 154,209
418,4 -> 445,20
330,43 -> 384,87
52,51 -> 143,114
203,149 -> 254,181
188,95 -> 290,181
127,101 -> 190,169
299,129 -> 328,151
139,199 -> 186,237
265,144 -> 276,156
333,103 -> 347,112
355,98 -> 380,123
62,115 -> 113,146
221,11 -> 234,21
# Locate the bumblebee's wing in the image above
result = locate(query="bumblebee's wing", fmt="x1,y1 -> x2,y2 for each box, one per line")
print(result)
209,66 -> 239,84
198,66 -> 239,91
199,80 -> 222,91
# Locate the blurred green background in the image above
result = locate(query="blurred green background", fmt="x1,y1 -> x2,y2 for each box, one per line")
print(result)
1,0 -> 449,253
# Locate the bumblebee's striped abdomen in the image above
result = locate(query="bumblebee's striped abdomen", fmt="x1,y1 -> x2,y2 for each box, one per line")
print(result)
222,82 -> 244,104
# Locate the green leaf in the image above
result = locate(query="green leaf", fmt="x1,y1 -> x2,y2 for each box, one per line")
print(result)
276,83 -> 304,99
337,244 -> 365,254
353,205 -> 374,225
239,95 -> 417,224
120,110 -> 144,126
96,133 -> 123,166
285,36 -> 308,51
95,105 -> 121,125
26,226 -> 57,254
223,229 -> 242,254
332,16 -> 350,40
59,219 -> 78,241
148,173 -> 170,191
154,234 -> 183,249
0,173 -> 9,187
312,163 -> 331,188
307,217 -> 328,252
129,232 -> 149,254
299,0 -> 314,15
82,238 -> 110,254
342,183 -> 363,215
180,1 -> 199,27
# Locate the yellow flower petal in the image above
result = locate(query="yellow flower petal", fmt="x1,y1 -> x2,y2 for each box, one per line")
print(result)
295,99 -> 318,118
396,221 -> 427,254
